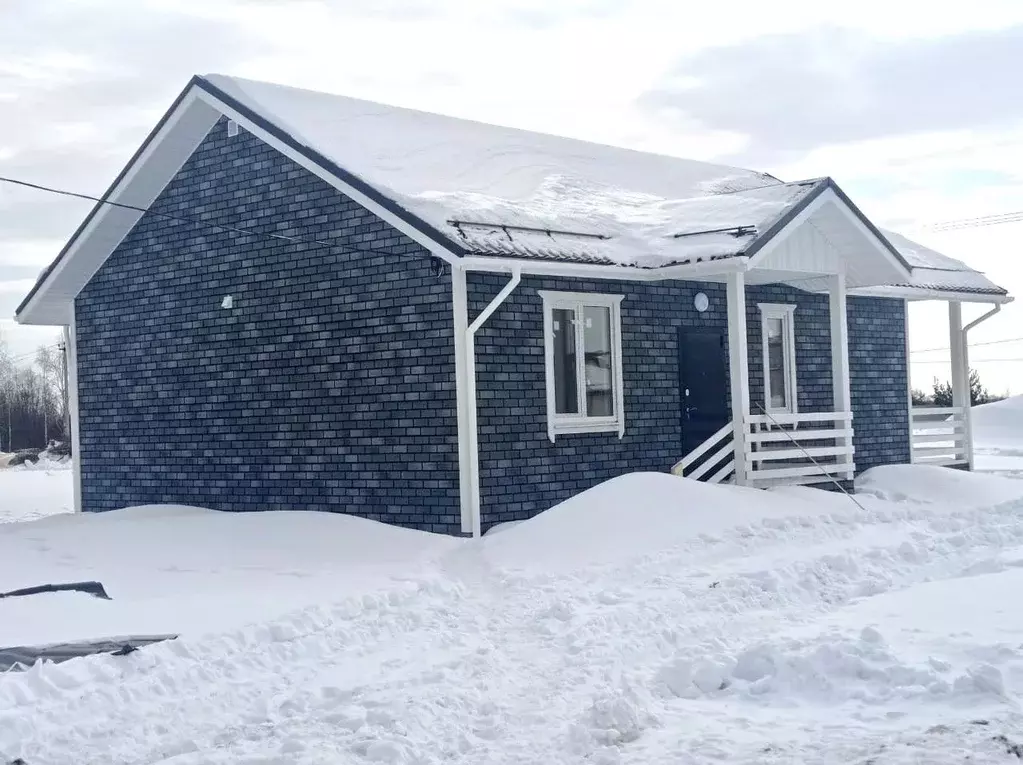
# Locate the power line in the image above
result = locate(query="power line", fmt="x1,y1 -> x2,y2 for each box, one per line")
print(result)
6,344 -> 61,365
0,175 -> 446,263
924,210 -> 1023,232
910,336 -> 1023,355
911,357 -> 1023,364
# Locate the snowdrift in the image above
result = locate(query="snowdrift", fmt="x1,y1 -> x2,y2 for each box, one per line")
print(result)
4,466 -> 1023,762
973,395 -> 1023,453
856,463 -> 1023,507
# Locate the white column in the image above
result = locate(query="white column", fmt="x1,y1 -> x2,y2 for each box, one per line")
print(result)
64,315 -> 83,514
828,273 -> 853,478
948,301 -> 968,464
904,300 -> 915,463
450,265 -> 473,533
726,271 -> 750,485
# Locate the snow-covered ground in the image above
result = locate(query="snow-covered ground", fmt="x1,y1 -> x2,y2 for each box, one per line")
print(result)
0,458 -> 73,525
974,395 -> 1023,477
2,463 -> 1023,763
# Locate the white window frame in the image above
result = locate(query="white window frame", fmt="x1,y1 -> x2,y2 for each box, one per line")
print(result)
757,303 -> 798,415
539,290 -> 625,442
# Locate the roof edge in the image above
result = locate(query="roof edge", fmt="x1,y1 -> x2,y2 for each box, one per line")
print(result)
16,75 -> 471,324
15,77 -> 204,320
193,75 -> 468,258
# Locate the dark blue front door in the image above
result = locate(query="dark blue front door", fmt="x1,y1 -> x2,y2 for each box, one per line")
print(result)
677,329 -> 729,456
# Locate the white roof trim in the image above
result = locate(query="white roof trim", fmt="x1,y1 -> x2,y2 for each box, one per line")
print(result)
848,286 -> 1014,304
191,88 -> 462,265
746,186 -> 912,285
16,89 -> 220,326
16,79 -> 465,327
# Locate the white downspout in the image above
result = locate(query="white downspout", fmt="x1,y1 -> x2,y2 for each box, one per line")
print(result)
465,267 -> 522,538
961,303 -> 1002,470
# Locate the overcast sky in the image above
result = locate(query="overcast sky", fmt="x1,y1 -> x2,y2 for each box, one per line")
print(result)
2,0 -> 1021,393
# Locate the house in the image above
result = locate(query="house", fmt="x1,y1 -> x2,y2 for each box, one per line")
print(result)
14,75 -> 1013,537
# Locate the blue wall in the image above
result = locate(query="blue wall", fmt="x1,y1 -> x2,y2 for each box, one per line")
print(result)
75,118 -> 463,532
72,116 -> 910,534
849,296 -> 911,472
469,276 -> 909,530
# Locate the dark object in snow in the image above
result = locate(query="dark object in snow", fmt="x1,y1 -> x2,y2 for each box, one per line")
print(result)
7,449 -> 41,467
0,634 -> 177,672
8,758 -> 28,765
994,734 -> 1023,758
0,580 -> 111,601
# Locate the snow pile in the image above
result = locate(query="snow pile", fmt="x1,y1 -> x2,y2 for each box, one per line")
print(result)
656,627 -> 1007,705
856,463 -> 1023,506
0,504 -> 459,646
3,467 -> 1023,763
974,395 -> 1023,461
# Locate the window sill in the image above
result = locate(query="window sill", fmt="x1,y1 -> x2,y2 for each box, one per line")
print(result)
548,418 -> 623,441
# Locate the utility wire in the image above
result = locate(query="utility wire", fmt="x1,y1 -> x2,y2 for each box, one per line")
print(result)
912,357 -> 1023,364
0,175 -> 442,262
910,336 -> 1023,354
924,210 -> 1023,232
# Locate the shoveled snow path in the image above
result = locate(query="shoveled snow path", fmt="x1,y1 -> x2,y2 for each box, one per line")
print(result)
6,494 -> 1023,763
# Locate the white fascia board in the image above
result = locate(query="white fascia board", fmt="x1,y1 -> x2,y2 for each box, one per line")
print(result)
848,286 -> 1014,304
17,90 -> 220,326
193,89 -> 462,266
458,255 -> 746,282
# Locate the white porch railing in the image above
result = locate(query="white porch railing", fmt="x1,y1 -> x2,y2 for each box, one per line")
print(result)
911,407 -> 968,467
670,421 -> 735,484
743,411 -> 855,488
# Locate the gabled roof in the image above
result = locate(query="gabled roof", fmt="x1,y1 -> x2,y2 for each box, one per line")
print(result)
14,74 -> 1010,324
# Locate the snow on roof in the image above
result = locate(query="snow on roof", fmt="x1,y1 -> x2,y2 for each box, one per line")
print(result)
203,74 -> 804,268
202,76 -> 1005,295
881,230 -> 1008,296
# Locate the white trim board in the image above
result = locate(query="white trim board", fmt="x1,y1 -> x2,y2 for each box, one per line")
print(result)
16,80 -> 465,327
538,290 -> 626,442
756,303 -> 798,415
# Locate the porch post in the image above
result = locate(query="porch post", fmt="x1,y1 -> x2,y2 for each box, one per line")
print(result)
726,271 -> 750,485
828,273 -> 853,478
948,301 -> 969,464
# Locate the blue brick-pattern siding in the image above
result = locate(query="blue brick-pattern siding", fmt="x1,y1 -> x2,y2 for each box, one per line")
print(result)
74,118 -> 462,532
848,296 -> 911,472
468,275 -> 728,530
469,278 -> 909,529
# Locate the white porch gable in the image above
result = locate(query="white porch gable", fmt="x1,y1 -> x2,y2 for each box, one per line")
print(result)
743,185 -> 912,291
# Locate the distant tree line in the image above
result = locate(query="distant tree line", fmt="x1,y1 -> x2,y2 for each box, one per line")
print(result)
0,330 -> 68,453
911,369 -> 1007,407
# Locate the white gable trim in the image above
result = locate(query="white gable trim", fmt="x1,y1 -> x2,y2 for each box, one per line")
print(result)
17,81 -> 465,327
746,187 -> 912,284
192,88 -> 463,266
17,90 -> 220,325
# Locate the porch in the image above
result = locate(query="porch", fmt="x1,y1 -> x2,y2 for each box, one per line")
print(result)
669,268 -> 856,490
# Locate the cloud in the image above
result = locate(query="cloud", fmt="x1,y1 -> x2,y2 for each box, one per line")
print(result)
0,0 -> 270,257
0,279 -> 36,294
639,25 -> 1023,164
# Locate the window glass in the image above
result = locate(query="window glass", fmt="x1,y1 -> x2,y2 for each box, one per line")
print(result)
552,308 -> 578,414
766,316 -> 787,409
583,305 -> 614,416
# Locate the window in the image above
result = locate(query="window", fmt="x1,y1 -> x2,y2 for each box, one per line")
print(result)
757,304 -> 797,414
539,291 -> 625,440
